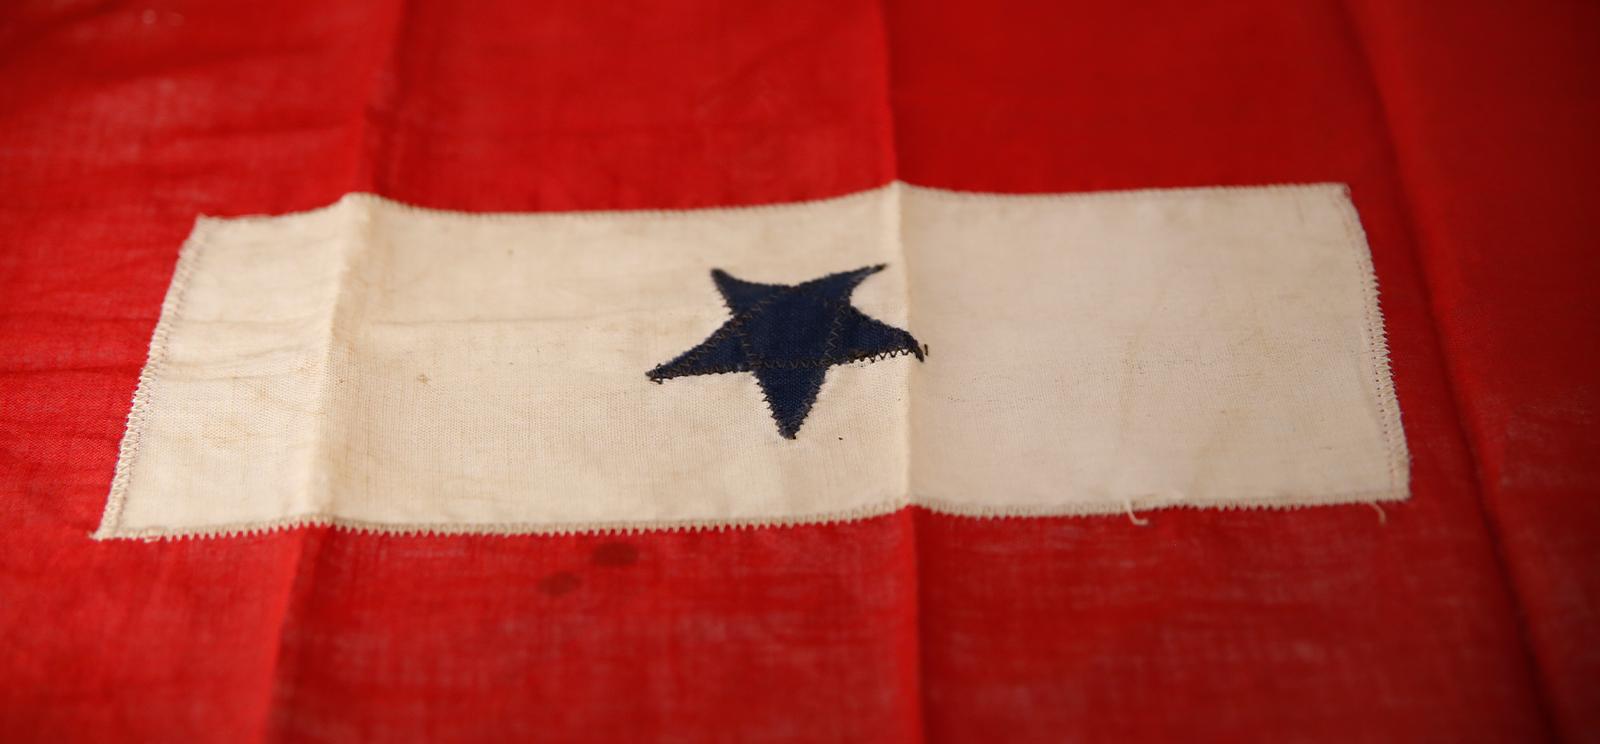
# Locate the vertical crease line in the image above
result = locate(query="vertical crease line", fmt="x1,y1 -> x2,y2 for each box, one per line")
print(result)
1331,1 -> 1560,738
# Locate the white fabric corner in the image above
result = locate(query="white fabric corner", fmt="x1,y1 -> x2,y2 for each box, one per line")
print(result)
97,183 -> 1407,538
904,184 -> 1406,516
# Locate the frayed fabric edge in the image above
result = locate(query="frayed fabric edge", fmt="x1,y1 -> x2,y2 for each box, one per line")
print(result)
93,222 -> 212,541
93,488 -> 1409,541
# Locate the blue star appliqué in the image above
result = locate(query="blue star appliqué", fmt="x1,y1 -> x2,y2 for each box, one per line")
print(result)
648,265 -> 924,439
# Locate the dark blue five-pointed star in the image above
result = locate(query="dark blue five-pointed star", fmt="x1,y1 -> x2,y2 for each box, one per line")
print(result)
648,265 -> 924,439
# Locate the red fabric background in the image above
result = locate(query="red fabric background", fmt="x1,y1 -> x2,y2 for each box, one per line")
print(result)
1,1 -> 1595,741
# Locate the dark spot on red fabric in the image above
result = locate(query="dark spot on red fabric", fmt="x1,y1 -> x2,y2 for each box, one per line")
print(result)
538,571 -> 580,596
591,541 -> 639,567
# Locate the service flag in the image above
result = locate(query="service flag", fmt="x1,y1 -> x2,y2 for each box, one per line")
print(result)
3,1 -> 1595,742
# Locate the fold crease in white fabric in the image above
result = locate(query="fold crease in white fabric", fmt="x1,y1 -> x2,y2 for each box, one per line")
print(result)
96,182 -> 1408,539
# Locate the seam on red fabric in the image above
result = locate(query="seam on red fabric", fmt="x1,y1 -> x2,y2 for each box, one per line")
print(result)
1331,2 -> 1561,738
871,2 -> 929,740
253,533 -> 312,744
256,1 -> 416,739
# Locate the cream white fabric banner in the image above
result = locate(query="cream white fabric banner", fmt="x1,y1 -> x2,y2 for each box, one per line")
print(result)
97,183 -> 1407,539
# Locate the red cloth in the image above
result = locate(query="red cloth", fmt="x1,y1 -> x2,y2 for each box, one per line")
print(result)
1,1 -> 1595,741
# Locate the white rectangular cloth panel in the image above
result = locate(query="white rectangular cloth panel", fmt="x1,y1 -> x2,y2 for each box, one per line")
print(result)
96,183 -> 1408,538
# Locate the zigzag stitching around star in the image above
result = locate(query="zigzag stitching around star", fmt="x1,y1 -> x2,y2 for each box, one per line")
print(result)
651,346 -> 925,379
646,265 -> 923,438
647,265 -> 903,382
